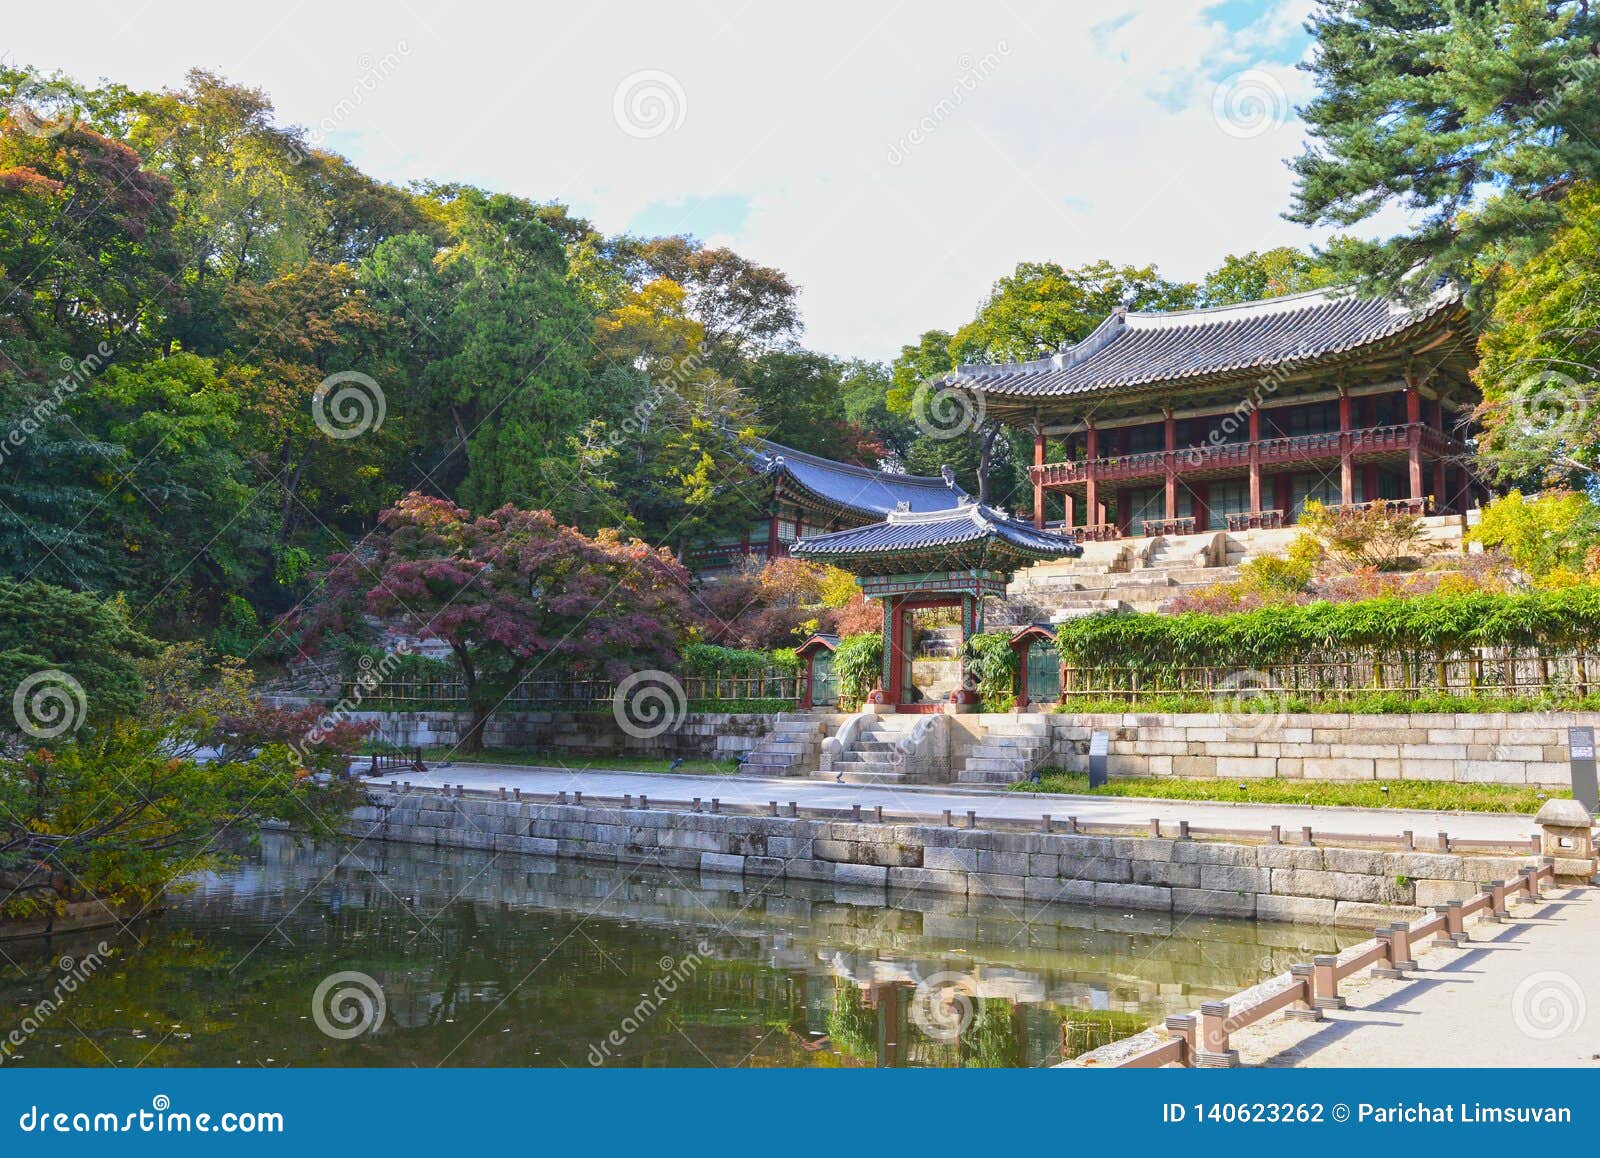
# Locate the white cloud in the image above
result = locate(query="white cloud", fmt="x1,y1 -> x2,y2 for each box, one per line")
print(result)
3,0 -> 1390,362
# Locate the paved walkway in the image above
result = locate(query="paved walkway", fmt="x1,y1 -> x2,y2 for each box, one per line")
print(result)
1237,886 -> 1600,1067
362,762 -> 1539,844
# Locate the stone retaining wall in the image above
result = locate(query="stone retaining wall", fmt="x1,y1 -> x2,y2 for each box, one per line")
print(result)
1041,711 -> 1593,787
347,791 -> 1537,927
345,710 -> 780,761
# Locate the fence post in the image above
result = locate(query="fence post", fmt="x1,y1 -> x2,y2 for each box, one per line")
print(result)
1311,955 -> 1344,1010
1285,964 -> 1323,1022
1163,1015 -> 1195,1067
1386,922 -> 1418,971
1373,928 -> 1405,978
1196,1002 -> 1238,1067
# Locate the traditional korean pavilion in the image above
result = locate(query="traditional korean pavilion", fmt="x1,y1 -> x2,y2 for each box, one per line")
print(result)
944,284 -> 1478,538
791,500 -> 1080,711
686,439 -> 969,573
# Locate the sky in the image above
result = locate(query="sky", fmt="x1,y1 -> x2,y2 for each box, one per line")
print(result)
1,0 -> 1380,363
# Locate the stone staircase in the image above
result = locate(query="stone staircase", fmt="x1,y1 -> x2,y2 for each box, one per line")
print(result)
738,712 -> 833,777
828,715 -> 918,784
957,715 -> 1054,784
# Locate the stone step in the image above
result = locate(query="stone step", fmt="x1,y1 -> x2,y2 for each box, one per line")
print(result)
832,762 -> 909,783
755,740 -> 814,756
956,767 -> 1026,785
962,755 -> 1031,773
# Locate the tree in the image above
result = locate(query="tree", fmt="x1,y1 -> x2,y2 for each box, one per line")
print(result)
304,494 -> 692,751
0,121 -> 179,358
739,347 -> 884,462
1467,489 -> 1600,582
1199,248 -> 1336,306
1289,0 -> 1600,293
226,260 -> 400,545
950,260 -> 1196,363
0,580 -> 158,735
618,236 -> 799,372
1473,183 -> 1600,488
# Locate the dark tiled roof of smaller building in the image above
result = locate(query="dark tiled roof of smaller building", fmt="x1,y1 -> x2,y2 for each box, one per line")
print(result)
946,285 -> 1466,403
754,440 -> 968,519
791,501 -> 1081,571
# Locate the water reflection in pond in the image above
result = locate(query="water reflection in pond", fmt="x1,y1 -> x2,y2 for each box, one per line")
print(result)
0,834 -> 1362,1067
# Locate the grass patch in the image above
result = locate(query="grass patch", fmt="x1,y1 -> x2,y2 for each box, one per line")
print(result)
421,747 -> 741,776
1016,770 -> 1566,814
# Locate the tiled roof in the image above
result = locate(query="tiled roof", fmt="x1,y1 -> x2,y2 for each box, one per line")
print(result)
791,501 -> 1081,563
946,285 -> 1467,402
754,440 -> 968,518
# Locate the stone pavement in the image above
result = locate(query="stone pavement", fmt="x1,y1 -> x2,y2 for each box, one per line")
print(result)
1234,885 -> 1599,1067
362,761 -> 1540,844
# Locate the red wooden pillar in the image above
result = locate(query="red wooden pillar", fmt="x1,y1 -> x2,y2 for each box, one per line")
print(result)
1404,383 -> 1423,500
1063,490 -> 1075,529
1247,407 -> 1262,514
1084,422 -> 1100,528
1033,424 -> 1046,529
1338,388 -> 1354,506
1163,408 -> 1177,521
1192,482 -> 1210,533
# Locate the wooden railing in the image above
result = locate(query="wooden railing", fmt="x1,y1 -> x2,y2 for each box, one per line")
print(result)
1084,862 -> 1557,1067
1224,508 -> 1284,531
1322,496 -> 1431,519
1031,423 -> 1465,488
1059,648 -> 1600,701
1140,516 -> 1195,537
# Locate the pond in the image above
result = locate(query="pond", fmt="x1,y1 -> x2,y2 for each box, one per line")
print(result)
0,834 -> 1362,1068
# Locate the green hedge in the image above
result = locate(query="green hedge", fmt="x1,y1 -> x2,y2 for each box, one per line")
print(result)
681,642 -> 799,677
1055,586 -> 1600,670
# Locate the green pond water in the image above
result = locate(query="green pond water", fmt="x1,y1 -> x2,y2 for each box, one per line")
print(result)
0,833 -> 1361,1068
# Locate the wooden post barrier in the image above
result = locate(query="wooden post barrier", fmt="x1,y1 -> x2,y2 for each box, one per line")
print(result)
1197,1002 -> 1237,1067
1311,955 -> 1345,1010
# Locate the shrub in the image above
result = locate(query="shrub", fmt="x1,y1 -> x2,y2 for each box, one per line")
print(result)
1058,583 -> 1600,670
681,642 -> 799,677
962,632 -> 1020,711
1299,500 -> 1423,571
833,633 -> 884,708
1468,490 -> 1600,580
